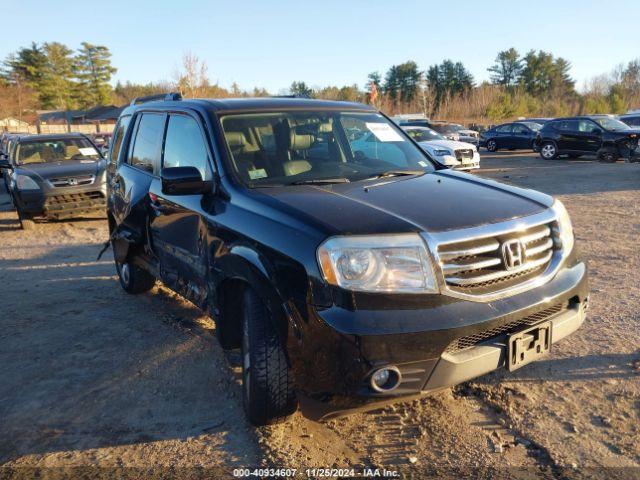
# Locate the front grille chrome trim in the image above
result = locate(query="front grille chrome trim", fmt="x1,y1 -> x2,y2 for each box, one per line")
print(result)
421,208 -> 563,303
445,250 -> 553,286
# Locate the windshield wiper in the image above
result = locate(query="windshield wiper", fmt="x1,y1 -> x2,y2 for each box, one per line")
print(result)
367,170 -> 426,180
289,178 -> 351,185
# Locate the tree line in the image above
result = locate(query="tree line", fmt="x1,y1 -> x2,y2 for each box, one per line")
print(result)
1,42 -> 639,125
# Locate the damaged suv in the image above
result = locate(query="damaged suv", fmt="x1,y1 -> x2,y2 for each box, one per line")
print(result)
106,94 -> 588,425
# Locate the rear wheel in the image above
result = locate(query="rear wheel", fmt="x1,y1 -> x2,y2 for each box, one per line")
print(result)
115,258 -> 155,294
241,288 -> 297,426
540,142 -> 558,160
486,139 -> 497,152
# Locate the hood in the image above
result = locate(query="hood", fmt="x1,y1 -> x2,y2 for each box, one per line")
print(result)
254,170 -> 552,235
420,140 -> 476,151
16,159 -> 106,181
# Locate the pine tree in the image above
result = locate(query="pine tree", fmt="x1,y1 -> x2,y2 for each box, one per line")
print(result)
41,42 -> 77,109
74,42 -> 117,107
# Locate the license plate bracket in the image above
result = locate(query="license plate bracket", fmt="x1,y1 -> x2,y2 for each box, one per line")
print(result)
507,321 -> 552,371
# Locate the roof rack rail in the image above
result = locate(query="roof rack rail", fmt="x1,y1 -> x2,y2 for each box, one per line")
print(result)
130,92 -> 182,106
271,94 -> 313,99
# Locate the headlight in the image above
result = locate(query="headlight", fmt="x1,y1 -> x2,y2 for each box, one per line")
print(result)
433,149 -> 450,156
317,234 -> 438,293
15,174 -> 40,190
552,199 -> 574,255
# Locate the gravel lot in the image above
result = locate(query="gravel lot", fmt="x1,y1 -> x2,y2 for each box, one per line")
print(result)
1,152 -> 638,479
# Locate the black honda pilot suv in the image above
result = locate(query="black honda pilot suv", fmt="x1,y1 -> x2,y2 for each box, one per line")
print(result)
535,115 -> 640,162
106,94 -> 588,425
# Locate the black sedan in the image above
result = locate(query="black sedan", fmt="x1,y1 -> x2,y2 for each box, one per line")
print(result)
480,122 -> 542,152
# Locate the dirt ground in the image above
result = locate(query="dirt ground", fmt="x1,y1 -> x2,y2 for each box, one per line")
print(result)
1,152 -> 639,479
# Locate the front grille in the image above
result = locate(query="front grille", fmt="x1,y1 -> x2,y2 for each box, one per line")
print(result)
437,222 -> 557,296
444,303 -> 565,353
49,174 -> 95,188
44,191 -> 105,214
455,149 -> 474,160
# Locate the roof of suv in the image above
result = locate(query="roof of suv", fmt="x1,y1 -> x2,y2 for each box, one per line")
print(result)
124,97 -> 375,114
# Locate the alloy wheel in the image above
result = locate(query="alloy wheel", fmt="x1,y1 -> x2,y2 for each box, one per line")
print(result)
541,144 -> 556,158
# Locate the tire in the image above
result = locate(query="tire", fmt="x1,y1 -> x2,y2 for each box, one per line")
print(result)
597,148 -> 618,163
241,288 -> 297,426
115,257 -> 155,294
17,210 -> 35,230
540,142 -> 558,160
486,139 -> 497,152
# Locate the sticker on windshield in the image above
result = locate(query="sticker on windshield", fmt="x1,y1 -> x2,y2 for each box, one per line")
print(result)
79,147 -> 97,156
365,123 -> 405,142
248,168 -> 267,180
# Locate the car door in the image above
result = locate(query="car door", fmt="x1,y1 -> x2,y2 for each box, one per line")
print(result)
494,124 -> 514,148
109,112 -> 166,241
554,120 -> 579,151
511,123 -> 533,149
576,119 -> 602,153
148,112 -> 214,288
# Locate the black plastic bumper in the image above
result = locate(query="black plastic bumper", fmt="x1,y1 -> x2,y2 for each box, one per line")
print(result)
14,189 -> 106,219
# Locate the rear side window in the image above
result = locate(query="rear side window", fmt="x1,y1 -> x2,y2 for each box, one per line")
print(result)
109,115 -> 131,166
554,120 -> 578,131
163,114 -> 212,180
128,113 -> 165,174
622,116 -> 640,126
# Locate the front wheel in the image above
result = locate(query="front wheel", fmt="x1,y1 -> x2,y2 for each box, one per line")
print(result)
17,210 -> 35,230
486,139 -> 497,152
597,148 -> 618,163
241,288 -> 297,426
115,258 -> 155,294
540,142 -> 558,160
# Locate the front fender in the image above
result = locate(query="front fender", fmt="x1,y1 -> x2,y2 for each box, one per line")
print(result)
212,244 -> 290,340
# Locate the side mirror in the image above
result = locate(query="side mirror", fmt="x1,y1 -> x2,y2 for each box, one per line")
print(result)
161,166 -> 211,196
0,158 -> 13,170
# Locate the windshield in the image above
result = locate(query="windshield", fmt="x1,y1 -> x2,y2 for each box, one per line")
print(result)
16,138 -> 100,165
403,127 -> 444,142
592,117 -> 630,131
220,111 -> 435,187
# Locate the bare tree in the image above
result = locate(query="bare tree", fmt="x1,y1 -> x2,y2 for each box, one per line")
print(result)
173,52 -> 210,98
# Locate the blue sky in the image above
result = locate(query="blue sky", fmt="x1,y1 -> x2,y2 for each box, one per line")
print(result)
1,0 -> 638,93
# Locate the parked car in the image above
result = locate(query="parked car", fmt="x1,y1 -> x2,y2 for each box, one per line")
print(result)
90,132 -> 112,155
619,113 -> 640,128
535,115 -> 640,162
106,94 -> 588,426
395,118 -> 480,145
480,122 -> 542,152
402,126 -> 480,170
0,133 -> 107,229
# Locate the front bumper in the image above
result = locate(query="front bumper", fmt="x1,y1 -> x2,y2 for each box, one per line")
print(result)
13,185 -> 107,219
442,152 -> 481,171
289,257 -> 588,420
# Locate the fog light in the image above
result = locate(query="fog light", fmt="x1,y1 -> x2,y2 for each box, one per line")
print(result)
370,366 -> 402,392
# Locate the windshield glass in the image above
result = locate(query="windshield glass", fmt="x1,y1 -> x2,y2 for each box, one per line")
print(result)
220,111 -> 435,187
403,127 -> 444,142
592,117 -> 630,131
16,138 -> 100,165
